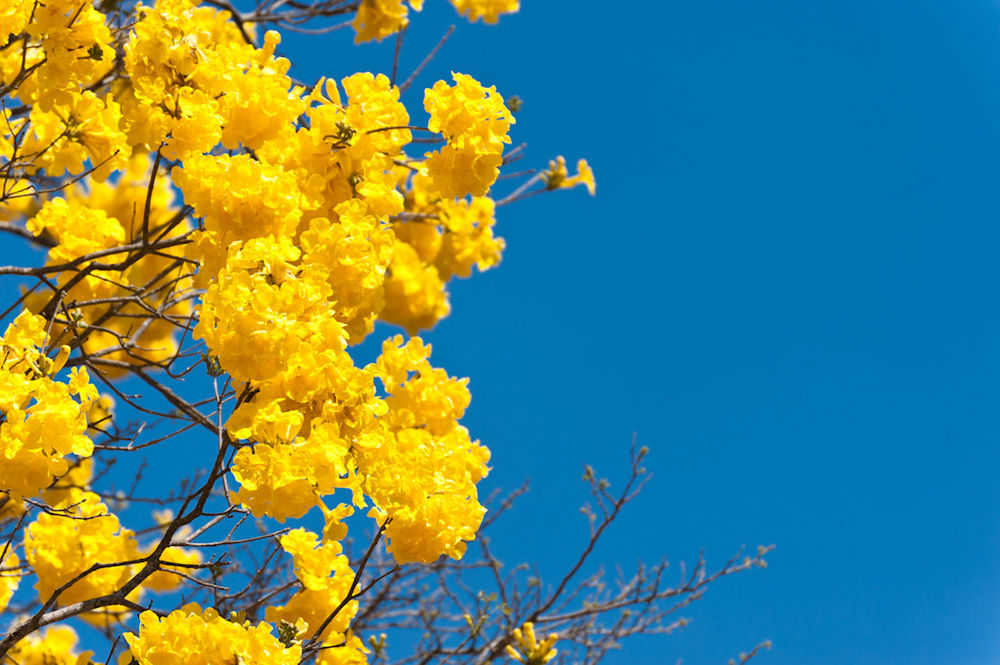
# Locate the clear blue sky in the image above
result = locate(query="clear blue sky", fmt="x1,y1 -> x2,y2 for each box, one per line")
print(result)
3,1 -> 999,664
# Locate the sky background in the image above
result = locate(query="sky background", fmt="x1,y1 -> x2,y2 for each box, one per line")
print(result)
3,1 -> 1000,664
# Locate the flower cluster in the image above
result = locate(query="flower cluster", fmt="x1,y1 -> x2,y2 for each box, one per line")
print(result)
124,605 -> 302,665
124,0 -> 302,159
1,0 -> 125,195
0,311 -> 96,501
351,0 -> 519,43
25,491 -> 143,609
0,0 -> 600,660
353,0 -> 423,43
180,67 -> 496,562
19,91 -> 130,182
2,0 -> 112,109
505,622 -> 559,665
361,336 -> 491,563
23,469 -> 201,623
21,156 -> 193,375
451,0 -> 520,24
384,174 -> 505,332
265,527 -> 359,651
0,547 -> 19,613
423,73 -> 514,198
542,156 -> 597,195
3,626 -> 92,665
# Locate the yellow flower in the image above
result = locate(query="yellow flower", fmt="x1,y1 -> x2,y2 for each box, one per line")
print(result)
353,0 -> 422,43
20,91 -> 130,182
505,623 -> 559,665
422,73 -> 514,198
354,336 -> 491,564
449,0 -> 519,24
23,187 -> 191,377
434,196 -> 505,279
0,311 -> 96,501
85,395 -> 115,436
25,492 -> 141,606
0,548 -> 19,612
265,529 -> 358,641
68,368 -> 99,404
380,241 -> 451,334
5,626 -> 93,665
15,0 -> 113,111
125,604 -> 302,665
542,156 -> 596,195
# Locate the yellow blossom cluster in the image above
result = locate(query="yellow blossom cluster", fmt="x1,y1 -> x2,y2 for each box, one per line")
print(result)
385,173 -> 505,332
123,0 -> 303,159
177,65 -> 496,563
423,73 -> 514,198
0,311 -> 96,501
265,528 -> 358,643
1,0 -> 122,193
21,155 -> 192,376
19,91 -> 130,182
0,0 -> 603,660
260,519 -> 370,664
23,480 -> 201,622
124,605 -> 302,665
505,622 -> 559,665
2,0 -> 111,110
351,0 -> 519,43
451,0 -> 520,24
185,71 -> 409,339
1,0 -> 301,186
0,547 -> 19,612
542,156 -> 597,195
3,626 -> 92,665
25,491 -> 143,609
360,336 -> 491,563
353,0 -> 424,43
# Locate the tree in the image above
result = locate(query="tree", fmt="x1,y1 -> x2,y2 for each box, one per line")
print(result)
0,2 -> 771,664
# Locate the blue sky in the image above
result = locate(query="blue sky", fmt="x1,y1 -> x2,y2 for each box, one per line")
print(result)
3,1 -> 999,664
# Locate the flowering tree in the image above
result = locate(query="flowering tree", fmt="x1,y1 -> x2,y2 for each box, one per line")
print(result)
0,2 -> 770,664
